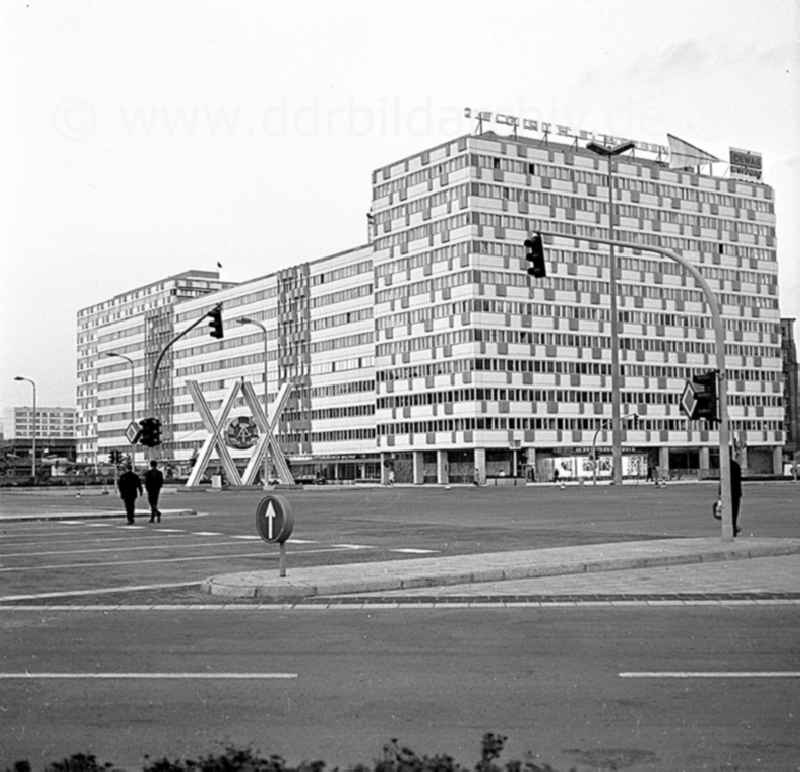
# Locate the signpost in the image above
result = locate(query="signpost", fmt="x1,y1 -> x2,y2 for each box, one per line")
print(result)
680,381 -> 698,419
125,421 -> 141,445
255,494 -> 294,576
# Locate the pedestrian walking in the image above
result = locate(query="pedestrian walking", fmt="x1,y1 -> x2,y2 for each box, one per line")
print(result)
117,464 -> 143,524
646,464 -> 653,483
553,468 -> 560,484
145,460 -> 164,523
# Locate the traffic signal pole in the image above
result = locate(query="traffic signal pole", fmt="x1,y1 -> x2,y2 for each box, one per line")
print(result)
537,232 -> 733,540
147,304 -> 224,460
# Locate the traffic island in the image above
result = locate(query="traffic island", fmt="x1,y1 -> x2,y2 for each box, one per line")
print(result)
201,536 -> 800,601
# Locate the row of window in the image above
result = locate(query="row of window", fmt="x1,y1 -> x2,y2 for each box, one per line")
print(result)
374,184 -> 470,226
312,259 -> 373,286
469,182 -> 775,237
311,307 -> 373,331
377,386 -> 782,410
311,282 -> 373,309
468,153 -> 770,210
378,416 -> 782,435
310,332 -> 373,354
372,154 -> 468,198
470,212 -> 776,263
377,356 -> 780,383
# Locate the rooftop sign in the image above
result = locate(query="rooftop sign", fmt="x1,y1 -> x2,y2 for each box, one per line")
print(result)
464,107 -> 669,157
729,147 -> 762,180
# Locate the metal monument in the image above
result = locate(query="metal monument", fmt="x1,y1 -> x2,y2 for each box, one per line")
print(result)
185,377 -> 294,487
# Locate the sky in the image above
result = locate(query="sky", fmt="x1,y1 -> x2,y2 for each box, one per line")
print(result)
2,0 -> 799,412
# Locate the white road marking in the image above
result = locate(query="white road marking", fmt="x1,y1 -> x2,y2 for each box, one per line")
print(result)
620,671 -> 800,678
332,543 -> 371,550
120,525 -> 147,529
0,546 -> 352,572
0,581 -> 203,602
286,538 -> 317,544
0,672 -> 298,679
155,528 -> 185,533
2,600 -> 799,611
390,548 -> 439,554
58,521 -> 85,525
86,523 -> 114,527
0,541 -> 259,558
192,531 -> 223,536
0,533 -> 187,549
231,535 -> 261,540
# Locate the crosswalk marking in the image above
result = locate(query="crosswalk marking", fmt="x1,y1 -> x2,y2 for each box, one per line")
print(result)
390,548 -> 439,554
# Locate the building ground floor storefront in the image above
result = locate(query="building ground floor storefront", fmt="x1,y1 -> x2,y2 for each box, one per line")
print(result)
174,444 -> 785,486
300,444 -> 784,485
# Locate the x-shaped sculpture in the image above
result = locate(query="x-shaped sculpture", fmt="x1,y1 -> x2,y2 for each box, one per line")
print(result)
239,379 -> 294,486
185,378 -> 294,488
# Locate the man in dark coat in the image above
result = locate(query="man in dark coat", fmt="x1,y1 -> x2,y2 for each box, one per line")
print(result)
117,464 -> 143,524
144,460 -> 165,523
730,453 -> 743,536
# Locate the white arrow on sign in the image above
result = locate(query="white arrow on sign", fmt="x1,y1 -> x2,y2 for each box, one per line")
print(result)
265,500 -> 276,540
681,380 -> 698,419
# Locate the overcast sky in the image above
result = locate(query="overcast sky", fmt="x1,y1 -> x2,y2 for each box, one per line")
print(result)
2,0 -> 798,411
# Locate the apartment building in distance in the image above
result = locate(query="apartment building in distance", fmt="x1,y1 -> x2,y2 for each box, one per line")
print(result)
1,405 -> 77,440
76,125 -> 786,481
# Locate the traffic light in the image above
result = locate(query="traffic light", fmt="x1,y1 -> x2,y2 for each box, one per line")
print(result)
139,417 -> 162,447
108,452 -> 115,465
692,370 -> 718,425
208,305 -> 224,339
524,233 -> 546,278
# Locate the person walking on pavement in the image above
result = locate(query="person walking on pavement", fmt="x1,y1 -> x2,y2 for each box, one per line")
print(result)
117,464 -> 143,524
145,460 -> 164,523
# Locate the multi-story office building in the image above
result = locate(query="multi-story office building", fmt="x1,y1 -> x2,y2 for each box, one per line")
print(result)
169,245 -> 378,479
76,128 -> 785,480
76,270 -> 232,465
780,317 -> 799,462
0,406 -> 76,439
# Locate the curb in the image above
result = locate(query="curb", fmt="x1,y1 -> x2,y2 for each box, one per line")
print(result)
0,508 -> 199,523
202,538 -> 800,601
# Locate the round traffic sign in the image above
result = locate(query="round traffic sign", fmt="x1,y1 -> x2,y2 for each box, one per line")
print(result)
255,494 -> 294,544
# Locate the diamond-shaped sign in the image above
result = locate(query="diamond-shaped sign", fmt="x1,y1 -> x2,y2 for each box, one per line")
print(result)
125,421 -> 141,444
680,380 -> 698,419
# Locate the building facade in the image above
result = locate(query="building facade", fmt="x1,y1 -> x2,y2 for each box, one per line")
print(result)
0,406 -> 76,440
75,130 -> 786,480
780,317 -> 799,462
76,270 -> 232,466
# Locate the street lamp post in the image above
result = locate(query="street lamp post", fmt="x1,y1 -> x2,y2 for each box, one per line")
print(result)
13,376 -> 36,482
592,413 -> 637,486
105,352 -> 136,470
587,140 -> 635,486
236,317 -> 271,489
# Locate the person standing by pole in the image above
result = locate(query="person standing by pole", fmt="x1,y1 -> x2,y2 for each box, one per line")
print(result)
730,451 -> 743,536
145,460 -> 164,523
118,464 -> 143,525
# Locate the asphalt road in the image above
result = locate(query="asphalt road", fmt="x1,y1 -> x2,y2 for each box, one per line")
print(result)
1,605 -> 798,770
1,484 -> 798,770
1,483 -> 798,604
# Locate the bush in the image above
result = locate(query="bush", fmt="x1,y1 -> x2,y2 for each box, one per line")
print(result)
5,734 -> 563,772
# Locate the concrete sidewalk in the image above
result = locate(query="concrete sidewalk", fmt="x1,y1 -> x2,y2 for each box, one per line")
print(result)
0,507 -> 198,522
203,536 -> 800,601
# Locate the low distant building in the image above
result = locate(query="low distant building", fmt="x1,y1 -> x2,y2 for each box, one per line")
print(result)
0,405 -> 77,440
